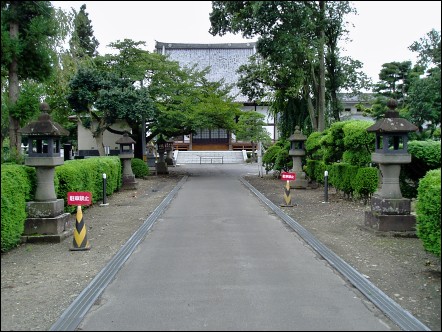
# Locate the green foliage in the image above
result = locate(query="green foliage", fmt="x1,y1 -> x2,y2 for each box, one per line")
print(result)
262,144 -> 281,172
131,158 -> 149,178
305,159 -> 326,183
351,167 -> 379,201
1,164 -> 32,252
328,162 -> 358,197
320,121 -> 348,164
69,4 -> 99,59
416,169 -> 441,256
262,139 -> 291,172
400,140 -> 441,198
1,1 -> 58,81
55,157 -> 122,213
209,1 -> 365,132
235,111 -> 271,145
305,131 -> 325,160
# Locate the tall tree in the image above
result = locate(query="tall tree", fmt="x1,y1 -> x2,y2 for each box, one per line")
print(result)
1,1 -> 58,156
68,40 -> 241,158
235,111 -> 271,161
69,4 -> 99,59
209,1 -> 363,133
407,29 -> 441,137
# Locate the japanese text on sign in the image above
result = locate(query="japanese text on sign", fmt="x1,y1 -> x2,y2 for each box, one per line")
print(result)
281,172 -> 296,181
67,192 -> 92,205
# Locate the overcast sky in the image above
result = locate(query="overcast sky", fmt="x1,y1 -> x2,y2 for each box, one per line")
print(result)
51,1 -> 441,84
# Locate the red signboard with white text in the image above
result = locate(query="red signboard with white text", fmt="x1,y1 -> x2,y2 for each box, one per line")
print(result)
281,172 -> 296,181
67,192 -> 92,205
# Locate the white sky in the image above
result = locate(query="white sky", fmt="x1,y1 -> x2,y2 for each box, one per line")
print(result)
51,1 -> 441,84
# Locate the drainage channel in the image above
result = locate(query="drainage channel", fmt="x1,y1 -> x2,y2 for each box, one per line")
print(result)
240,177 -> 431,332
50,175 -> 188,331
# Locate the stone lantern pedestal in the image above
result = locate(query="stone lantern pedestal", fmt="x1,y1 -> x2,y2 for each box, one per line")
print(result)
18,103 -> 72,243
364,99 -> 418,234
155,135 -> 169,174
146,141 -> 157,174
116,133 -> 138,190
288,126 -> 308,189
165,139 -> 175,166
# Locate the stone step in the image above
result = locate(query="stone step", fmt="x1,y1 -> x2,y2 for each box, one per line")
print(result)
175,151 -> 246,164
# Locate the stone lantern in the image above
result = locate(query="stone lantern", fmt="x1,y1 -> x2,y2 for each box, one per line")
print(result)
18,102 -> 72,242
364,99 -> 418,233
146,141 -> 157,169
155,135 -> 169,174
165,139 -> 175,166
288,126 -> 308,189
115,132 -> 138,190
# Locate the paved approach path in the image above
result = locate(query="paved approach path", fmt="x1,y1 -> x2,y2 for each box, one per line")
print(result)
77,164 -> 396,331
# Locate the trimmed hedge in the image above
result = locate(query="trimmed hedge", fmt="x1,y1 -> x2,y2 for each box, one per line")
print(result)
1,157 -> 123,252
1,164 -> 33,252
56,157 -> 122,213
416,168 -> 441,256
131,158 -> 149,178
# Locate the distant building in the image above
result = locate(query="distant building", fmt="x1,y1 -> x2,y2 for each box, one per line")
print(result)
155,41 -> 275,151
338,93 -> 375,122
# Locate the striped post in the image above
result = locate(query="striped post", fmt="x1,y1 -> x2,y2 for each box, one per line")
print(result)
70,205 -> 91,251
281,180 -> 294,207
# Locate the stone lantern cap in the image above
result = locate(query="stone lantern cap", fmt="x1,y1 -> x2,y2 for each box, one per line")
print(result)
115,132 -> 136,145
19,103 -> 69,137
288,126 -> 307,142
366,99 -> 418,134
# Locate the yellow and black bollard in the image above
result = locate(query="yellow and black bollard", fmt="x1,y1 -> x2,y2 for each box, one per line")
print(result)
70,205 -> 91,251
281,180 -> 294,207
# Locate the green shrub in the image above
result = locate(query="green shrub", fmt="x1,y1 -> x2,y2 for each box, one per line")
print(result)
401,140 -> 441,198
1,164 -> 32,252
131,158 -> 149,178
352,167 -> 379,202
305,131 -> 326,160
416,168 -> 441,256
262,139 -> 291,172
55,156 -> 122,213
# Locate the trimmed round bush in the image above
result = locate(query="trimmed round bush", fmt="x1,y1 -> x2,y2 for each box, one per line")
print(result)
131,158 -> 149,178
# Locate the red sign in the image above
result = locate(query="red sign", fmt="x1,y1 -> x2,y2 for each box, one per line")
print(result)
67,192 -> 92,205
281,172 -> 296,181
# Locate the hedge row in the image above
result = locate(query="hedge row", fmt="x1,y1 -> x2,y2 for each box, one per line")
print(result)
305,160 -> 378,200
1,157 -> 123,252
416,168 -> 441,256
56,156 -> 122,213
1,164 -> 34,252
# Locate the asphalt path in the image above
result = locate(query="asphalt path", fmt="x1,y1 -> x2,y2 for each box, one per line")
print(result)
77,164 -> 396,331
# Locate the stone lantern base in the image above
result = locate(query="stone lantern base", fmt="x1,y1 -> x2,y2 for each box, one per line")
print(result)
156,161 -> 169,174
363,195 -> 416,235
122,174 -> 139,190
290,172 -> 308,189
22,199 -> 73,243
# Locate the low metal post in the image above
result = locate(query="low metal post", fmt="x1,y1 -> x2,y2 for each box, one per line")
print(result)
323,170 -> 329,203
100,173 -> 109,206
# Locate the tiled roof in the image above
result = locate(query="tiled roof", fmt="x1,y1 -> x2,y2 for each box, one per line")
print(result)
155,41 -> 256,103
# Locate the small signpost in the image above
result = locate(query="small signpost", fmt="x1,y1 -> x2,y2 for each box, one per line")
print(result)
280,172 -> 296,207
68,192 -> 92,251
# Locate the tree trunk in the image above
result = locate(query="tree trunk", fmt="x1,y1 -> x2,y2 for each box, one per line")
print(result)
305,88 -> 318,131
8,18 -> 21,154
317,0 -> 326,132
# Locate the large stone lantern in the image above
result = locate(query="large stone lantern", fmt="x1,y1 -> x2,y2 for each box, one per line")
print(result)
288,126 -> 308,189
155,135 -> 169,174
18,102 -> 72,242
364,99 -> 418,233
165,139 -> 175,166
115,132 -> 138,190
